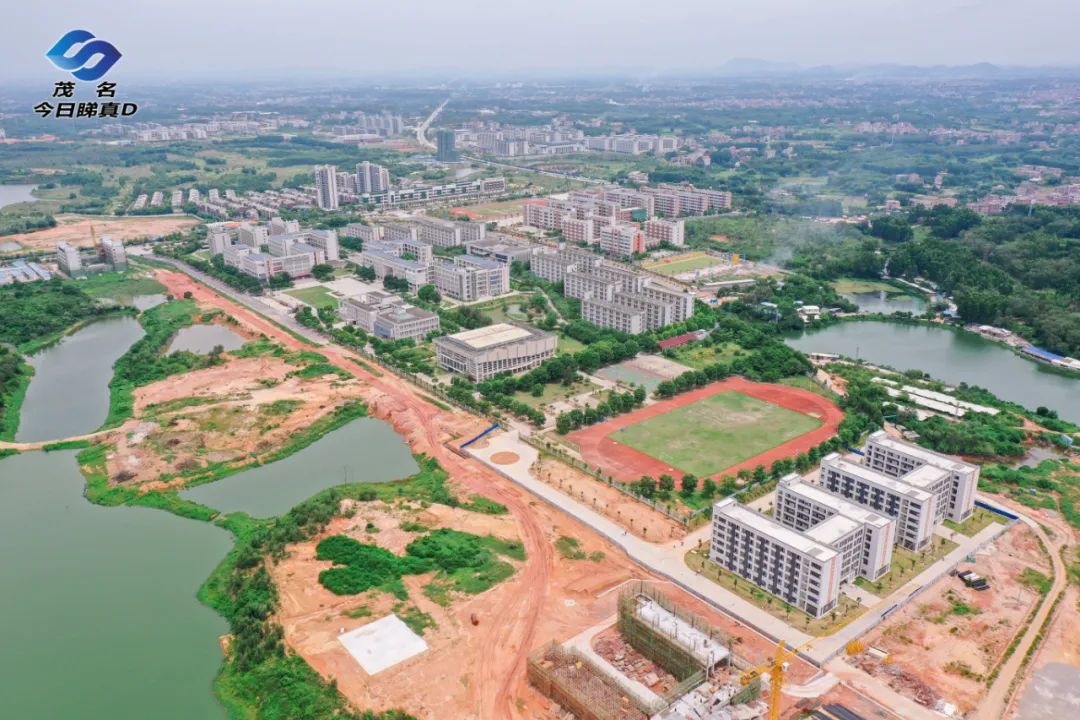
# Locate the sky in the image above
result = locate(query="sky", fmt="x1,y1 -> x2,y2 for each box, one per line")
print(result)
2,0 -> 1079,84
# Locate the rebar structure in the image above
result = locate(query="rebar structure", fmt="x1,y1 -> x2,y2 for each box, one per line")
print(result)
527,642 -> 653,720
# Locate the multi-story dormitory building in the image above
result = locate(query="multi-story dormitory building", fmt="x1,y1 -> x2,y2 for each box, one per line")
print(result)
709,435 -> 978,616
210,220 -> 339,282
357,231 -> 509,300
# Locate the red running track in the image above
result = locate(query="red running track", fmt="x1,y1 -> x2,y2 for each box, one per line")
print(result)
566,377 -> 843,484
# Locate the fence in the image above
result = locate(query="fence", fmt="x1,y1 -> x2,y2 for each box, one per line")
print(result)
521,434 -> 691,526
526,642 -> 655,720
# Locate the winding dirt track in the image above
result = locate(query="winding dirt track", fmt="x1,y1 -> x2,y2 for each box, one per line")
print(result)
567,377 -> 844,484
154,269 -> 551,719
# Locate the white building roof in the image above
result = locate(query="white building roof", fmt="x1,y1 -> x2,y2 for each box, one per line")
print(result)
715,499 -> 838,562
868,430 -> 978,472
824,455 -> 933,503
449,323 -> 533,350
781,475 -> 893,529
805,514 -> 862,545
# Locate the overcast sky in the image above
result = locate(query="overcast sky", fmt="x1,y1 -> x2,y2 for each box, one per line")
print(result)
3,0 -> 1079,84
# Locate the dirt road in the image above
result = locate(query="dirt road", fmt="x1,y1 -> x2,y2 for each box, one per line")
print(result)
154,268 -> 552,719
972,498 -> 1070,720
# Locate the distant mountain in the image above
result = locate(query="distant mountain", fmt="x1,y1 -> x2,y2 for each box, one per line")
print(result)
716,58 -> 803,76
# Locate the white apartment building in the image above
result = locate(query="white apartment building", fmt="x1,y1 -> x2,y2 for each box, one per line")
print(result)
269,217 -> 300,236
416,216 -> 463,247
710,498 -> 841,618
434,322 -> 557,381
56,241 -> 83,277
314,165 -> 339,210
863,430 -> 979,523
356,161 -> 390,194
338,291 -> 440,342
208,229 -> 231,256
641,281 -> 696,323
232,251 -> 315,281
434,255 -> 509,301
341,223 -> 382,243
598,223 -> 645,259
612,291 -> 675,330
565,271 -> 622,302
238,223 -> 269,248
457,220 -> 487,244
99,236 -> 127,270
530,247 -> 600,283
775,474 -> 895,583
819,454 -> 938,550
581,297 -> 644,334
643,218 -> 685,247
384,222 -> 419,243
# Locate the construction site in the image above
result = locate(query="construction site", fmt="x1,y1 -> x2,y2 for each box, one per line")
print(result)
528,582 -> 776,720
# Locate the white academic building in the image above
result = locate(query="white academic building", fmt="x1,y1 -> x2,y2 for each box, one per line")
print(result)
434,322 -> 556,381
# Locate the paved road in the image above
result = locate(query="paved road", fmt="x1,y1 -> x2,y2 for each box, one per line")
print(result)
416,98 -> 448,150
463,154 -> 607,185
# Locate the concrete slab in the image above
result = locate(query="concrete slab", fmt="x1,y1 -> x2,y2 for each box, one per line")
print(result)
338,614 -> 428,674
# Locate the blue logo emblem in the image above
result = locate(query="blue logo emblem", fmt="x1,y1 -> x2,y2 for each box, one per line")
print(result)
46,30 -> 122,81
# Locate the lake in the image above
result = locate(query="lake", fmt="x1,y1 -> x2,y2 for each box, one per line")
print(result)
786,320 -> 1080,422
0,451 -> 231,720
0,183 -> 38,210
181,419 -> 419,517
167,324 -> 246,354
17,316 -> 145,442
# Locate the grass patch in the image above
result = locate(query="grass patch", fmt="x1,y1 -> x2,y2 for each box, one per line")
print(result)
615,390 -> 822,477
514,378 -> 595,411
77,272 -> 167,300
644,251 -> 723,276
397,605 -> 436,635
345,604 -> 372,618
556,334 -> 588,355
671,342 -> 743,370
554,535 -> 605,562
831,277 -> 913,295
778,375 -> 842,402
686,548 -> 866,636
943,507 -> 1006,537
41,439 -> 93,452
284,286 -> 338,309
1020,567 -> 1053,595
853,536 -> 959,598
0,356 -> 32,442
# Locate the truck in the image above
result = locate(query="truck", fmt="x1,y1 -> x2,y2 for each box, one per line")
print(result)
956,569 -> 989,591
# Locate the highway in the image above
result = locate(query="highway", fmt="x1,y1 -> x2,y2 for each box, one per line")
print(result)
415,98 -> 448,150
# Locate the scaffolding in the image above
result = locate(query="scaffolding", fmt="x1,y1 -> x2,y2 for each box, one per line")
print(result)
527,642 -> 655,720
617,581 -> 735,696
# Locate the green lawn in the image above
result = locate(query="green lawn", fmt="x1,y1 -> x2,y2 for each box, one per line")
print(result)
557,335 -> 587,355
514,379 -> 596,411
614,391 -> 821,477
76,272 -> 167,300
853,536 -> 959,598
645,252 -> 721,276
943,507 -> 1006,537
831,277 -> 909,295
285,286 -> 338,309
685,549 -> 866,636
671,342 -> 743,370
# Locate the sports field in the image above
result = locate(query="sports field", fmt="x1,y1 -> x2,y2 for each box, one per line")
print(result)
567,378 -> 842,484
614,391 -> 821,477
449,199 -> 525,220
644,251 -> 722,277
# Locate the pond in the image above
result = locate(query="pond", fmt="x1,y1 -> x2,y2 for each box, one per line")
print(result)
0,450 -> 230,720
786,320 -> 1080,422
167,324 -> 246,354
0,183 -> 38,210
17,316 -> 145,442
181,419 -> 419,517
842,290 -> 926,315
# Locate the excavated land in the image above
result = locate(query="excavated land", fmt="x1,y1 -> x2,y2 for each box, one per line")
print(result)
149,269 -> 844,720
857,522 -> 1051,714
1,213 -> 199,253
105,315 -> 366,488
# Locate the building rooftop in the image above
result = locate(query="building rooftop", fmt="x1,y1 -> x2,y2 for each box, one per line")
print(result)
441,322 -> 548,351
715,498 -> 838,561
805,514 -> 862,545
823,455 -> 933,502
867,430 -> 977,472
779,474 -> 893,529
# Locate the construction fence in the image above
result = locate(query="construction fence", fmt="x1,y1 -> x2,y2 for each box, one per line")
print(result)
617,581 -> 740,703
527,642 -> 658,720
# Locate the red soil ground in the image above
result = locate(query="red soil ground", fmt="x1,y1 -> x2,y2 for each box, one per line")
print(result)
567,377 -> 843,485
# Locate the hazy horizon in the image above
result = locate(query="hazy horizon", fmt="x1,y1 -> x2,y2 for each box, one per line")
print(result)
3,0 -> 1080,85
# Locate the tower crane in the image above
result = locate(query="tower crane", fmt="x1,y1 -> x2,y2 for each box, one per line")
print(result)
738,638 -> 815,720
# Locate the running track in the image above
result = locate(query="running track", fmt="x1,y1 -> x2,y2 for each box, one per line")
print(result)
567,377 -> 843,483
